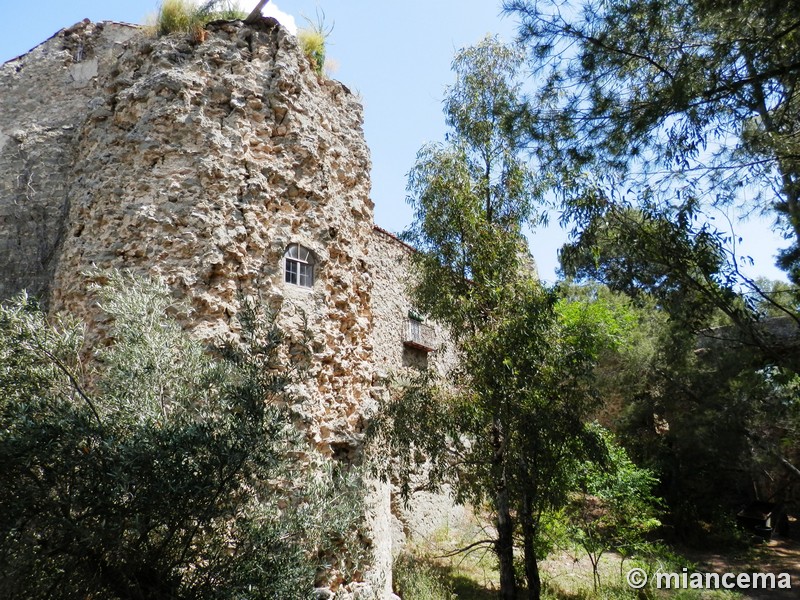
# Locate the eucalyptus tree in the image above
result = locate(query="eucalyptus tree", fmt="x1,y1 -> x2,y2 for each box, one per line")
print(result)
373,37 -> 603,600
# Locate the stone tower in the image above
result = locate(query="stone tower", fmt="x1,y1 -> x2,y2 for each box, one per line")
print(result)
2,16 -> 379,450
0,17 -> 405,598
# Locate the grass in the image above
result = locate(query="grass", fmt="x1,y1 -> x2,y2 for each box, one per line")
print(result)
148,1 -> 334,75
539,547 -> 746,600
394,554 -> 456,600
147,0 -> 246,40
395,510 -> 749,599
297,9 -> 334,75
393,552 -> 502,600
297,29 -> 326,73
438,564 -> 499,600
394,509 -> 500,599
394,546 -> 747,599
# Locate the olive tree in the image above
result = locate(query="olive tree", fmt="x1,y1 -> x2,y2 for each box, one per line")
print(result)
0,272 -> 365,600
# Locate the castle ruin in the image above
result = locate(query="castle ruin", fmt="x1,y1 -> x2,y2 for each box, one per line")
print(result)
0,17 -> 462,599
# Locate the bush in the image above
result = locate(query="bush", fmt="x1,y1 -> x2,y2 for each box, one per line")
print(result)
0,271 -> 365,599
393,553 -> 456,600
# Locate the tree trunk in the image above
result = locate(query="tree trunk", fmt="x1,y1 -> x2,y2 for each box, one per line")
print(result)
245,0 -> 270,24
521,493 -> 541,600
496,487 -> 517,600
493,422 -> 517,600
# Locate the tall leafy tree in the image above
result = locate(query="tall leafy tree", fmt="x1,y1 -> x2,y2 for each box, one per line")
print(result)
501,0 -> 800,531
503,0 -> 800,299
372,37 -> 603,600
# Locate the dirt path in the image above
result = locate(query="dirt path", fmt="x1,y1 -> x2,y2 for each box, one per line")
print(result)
691,536 -> 800,599
539,534 -> 800,598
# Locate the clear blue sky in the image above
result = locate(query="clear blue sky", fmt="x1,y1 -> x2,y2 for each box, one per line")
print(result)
0,1 -> 789,283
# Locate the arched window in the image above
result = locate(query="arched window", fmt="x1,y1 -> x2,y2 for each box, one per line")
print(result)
284,244 -> 315,287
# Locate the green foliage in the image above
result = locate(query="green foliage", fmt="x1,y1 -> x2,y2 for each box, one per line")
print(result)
750,278 -> 800,318
504,0 -> 800,282
0,272 -> 364,599
202,0 -> 246,21
156,0 -> 196,35
555,281 -> 647,366
154,0 -> 246,38
558,280 -> 800,541
624,317 -> 800,538
297,11 -> 333,74
564,426 -> 662,592
90,271 -> 219,425
369,371 -> 463,501
502,0 -> 800,537
541,542 -> 746,599
373,36 -> 608,600
403,36 -> 541,333
556,283 -> 666,428
393,554 -> 457,600
558,202 -> 739,331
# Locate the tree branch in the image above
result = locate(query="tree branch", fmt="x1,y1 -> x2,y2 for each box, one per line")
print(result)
432,538 -> 496,559
34,343 -> 103,432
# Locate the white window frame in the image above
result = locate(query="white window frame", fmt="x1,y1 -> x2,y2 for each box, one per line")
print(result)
284,243 -> 315,288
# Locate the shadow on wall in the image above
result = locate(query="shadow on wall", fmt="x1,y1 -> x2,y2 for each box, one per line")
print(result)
402,346 -> 429,370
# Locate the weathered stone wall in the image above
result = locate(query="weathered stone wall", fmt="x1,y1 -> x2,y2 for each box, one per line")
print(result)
1,18 -> 392,598
45,19 -> 376,461
367,227 -> 466,553
0,20 -> 138,301
1,17 -> 469,598
368,226 -> 456,375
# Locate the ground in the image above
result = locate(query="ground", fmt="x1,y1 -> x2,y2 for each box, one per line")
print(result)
689,536 -> 800,600
401,509 -> 800,599
542,533 -> 800,599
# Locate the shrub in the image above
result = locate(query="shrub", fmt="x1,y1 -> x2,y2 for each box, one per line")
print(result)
393,553 -> 456,600
153,0 -> 246,39
564,425 -> 662,592
0,271 -> 365,599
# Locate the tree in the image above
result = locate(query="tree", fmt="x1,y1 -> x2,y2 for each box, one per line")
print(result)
501,0 -> 800,354
371,37 -> 603,600
0,271 -> 365,599
504,0 -> 800,282
500,0 -> 800,534
564,426 -> 661,593
557,278 -> 800,540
